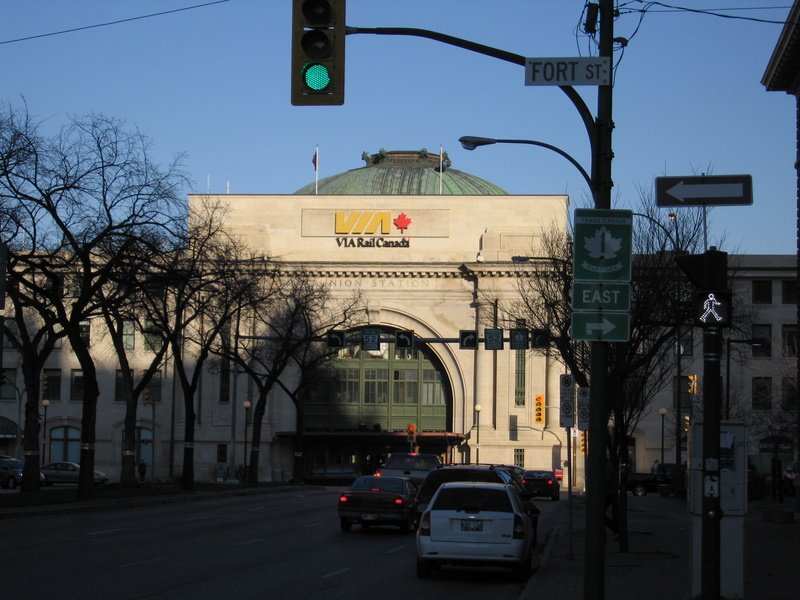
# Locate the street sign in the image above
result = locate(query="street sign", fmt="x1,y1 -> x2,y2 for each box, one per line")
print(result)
459,330 -> 478,350
577,388 -> 590,431
509,328 -> 529,350
571,312 -> 630,342
573,209 -> 633,282
572,281 -> 631,312
655,175 -> 753,207
525,57 -> 611,86
484,328 -> 504,350
559,374 -> 575,428
362,328 -> 381,351
395,330 -> 414,348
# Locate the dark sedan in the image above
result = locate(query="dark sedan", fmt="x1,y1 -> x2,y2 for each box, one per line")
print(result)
338,475 -> 417,533
521,469 -> 560,500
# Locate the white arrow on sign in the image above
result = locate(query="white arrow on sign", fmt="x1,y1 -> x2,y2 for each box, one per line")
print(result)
586,318 -> 616,335
666,181 -> 744,203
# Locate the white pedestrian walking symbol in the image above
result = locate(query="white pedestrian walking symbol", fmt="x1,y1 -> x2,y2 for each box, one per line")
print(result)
700,293 -> 723,323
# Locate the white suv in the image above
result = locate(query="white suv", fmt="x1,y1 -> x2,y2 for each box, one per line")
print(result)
416,481 -> 535,580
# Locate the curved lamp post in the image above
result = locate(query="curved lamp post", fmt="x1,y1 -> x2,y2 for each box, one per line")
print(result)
459,136 -> 592,193
474,404 -> 482,465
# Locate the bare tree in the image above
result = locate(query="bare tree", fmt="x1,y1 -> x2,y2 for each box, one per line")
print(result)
0,106 -> 186,498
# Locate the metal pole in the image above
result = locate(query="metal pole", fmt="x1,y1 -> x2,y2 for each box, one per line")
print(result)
726,338 -> 731,421
584,3 -> 614,599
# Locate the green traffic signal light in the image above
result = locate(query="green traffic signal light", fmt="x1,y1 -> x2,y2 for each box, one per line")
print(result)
303,63 -> 332,91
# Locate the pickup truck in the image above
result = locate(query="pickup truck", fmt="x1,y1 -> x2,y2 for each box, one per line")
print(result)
627,463 -> 678,496
374,452 -> 442,486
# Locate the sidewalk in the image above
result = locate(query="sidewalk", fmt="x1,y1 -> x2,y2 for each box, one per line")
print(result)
523,492 -> 798,600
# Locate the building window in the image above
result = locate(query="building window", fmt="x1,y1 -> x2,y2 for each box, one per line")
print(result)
363,369 -> 388,404
50,426 -> 81,463
114,370 -> 127,403
216,444 -> 227,463
421,369 -> 445,405
782,279 -> 797,304
782,324 -> 797,358
122,320 -> 136,351
42,369 -> 61,403
514,448 -> 525,469
752,377 -> 772,411
335,368 -> 359,403
0,369 -> 16,402
781,377 -> 797,411
143,320 -> 162,353
70,370 -> 84,402
218,357 -> 230,404
393,369 -> 419,404
752,325 -> 772,358
2,320 -> 18,348
752,280 -> 772,304
145,370 -> 162,404
678,325 -> 694,357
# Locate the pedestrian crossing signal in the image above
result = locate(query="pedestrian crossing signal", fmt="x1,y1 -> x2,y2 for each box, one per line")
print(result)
693,290 -> 731,328
687,374 -> 699,396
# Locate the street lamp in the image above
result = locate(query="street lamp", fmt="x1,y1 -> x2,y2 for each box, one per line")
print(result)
658,407 -> 668,465
242,400 -> 252,483
725,339 -> 761,420
474,404 -> 482,465
41,399 -> 50,464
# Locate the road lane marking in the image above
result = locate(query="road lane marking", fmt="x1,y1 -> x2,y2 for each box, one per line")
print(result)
322,568 -> 351,579
235,538 -> 265,546
85,528 -> 124,537
121,557 -> 168,568
385,545 -> 407,554
304,522 -> 322,528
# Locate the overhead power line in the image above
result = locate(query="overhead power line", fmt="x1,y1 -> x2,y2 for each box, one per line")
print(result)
0,0 -> 231,46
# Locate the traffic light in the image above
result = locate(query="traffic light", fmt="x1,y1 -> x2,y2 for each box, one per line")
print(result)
534,394 -> 545,425
687,374 -> 699,396
395,330 -> 414,349
291,0 -> 346,106
41,375 -> 48,398
683,414 -> 691,432
580,431 -> 588,454
142,387 -> 151,406
406,423 -> 417,443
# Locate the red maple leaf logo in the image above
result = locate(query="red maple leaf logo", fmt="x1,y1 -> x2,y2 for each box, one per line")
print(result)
393,212 -> 412,233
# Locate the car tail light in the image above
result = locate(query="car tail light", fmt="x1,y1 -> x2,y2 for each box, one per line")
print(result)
513,515 -> 525,539
393,497 -> 405,505
418,512 -> 431,536
521,478 -> 528,484
338,495 -> 348,504
547,479 -> 554,485
374,471 -> 382,477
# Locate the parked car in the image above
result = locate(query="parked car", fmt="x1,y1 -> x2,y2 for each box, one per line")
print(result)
338,475 -> 418,532
414,464 -> 539,542
374,452 -> 441,486
40,461 -> 108,485
783,462 -> 799,496
521,469 -> 560,500
303,464 -> 360,485
627,462 -> 679,496
0,458 -> 47,488
416,481 -> 536,580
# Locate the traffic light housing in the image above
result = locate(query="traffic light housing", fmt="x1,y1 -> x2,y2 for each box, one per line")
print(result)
683,414 -> 691,432
534,394 -> 545,425
580,431 -> 587,454
291,0 -> 346,106
687,374 -> 699,396
406,423 -> 417,443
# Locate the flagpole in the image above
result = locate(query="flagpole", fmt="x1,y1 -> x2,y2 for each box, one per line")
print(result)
439,144 -> 443,195
314,145 -> 319,195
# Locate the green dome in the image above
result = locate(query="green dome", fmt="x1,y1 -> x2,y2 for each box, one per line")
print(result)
294,149 -> 507,195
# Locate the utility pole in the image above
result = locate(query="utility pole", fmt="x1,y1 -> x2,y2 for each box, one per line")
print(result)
584,2 -> 615,599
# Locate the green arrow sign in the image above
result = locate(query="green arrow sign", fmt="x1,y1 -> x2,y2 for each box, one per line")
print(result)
573,209 -> 633,282
571,312 -> 630,342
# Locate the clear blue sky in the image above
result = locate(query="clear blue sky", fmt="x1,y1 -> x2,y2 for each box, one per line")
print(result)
2,1 -> 795,255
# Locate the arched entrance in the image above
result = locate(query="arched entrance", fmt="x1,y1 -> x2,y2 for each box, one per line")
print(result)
300,326 -> 462,475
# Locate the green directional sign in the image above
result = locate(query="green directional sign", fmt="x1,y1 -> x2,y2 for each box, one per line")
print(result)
573,209 -> 633,282
571,312 -> 630,342
572,282 -> 631,312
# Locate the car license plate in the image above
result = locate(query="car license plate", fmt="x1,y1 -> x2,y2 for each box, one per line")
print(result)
362,513 -> 378,521
461,519 -> 483,532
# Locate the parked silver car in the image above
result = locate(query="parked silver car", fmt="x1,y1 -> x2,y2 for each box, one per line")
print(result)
0,458 -> 47,488
416,481 -> 536,580
40,461 -> 108,485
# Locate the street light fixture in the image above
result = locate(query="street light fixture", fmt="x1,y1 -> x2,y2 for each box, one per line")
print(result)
725,339 -> 761,420
474,404 -> 482,465
41,399 -> 50,464
242,400 -> 252,483
658,407 -> 668,465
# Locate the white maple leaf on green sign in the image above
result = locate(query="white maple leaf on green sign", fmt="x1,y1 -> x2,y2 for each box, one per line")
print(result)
584,226 -> 621,259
